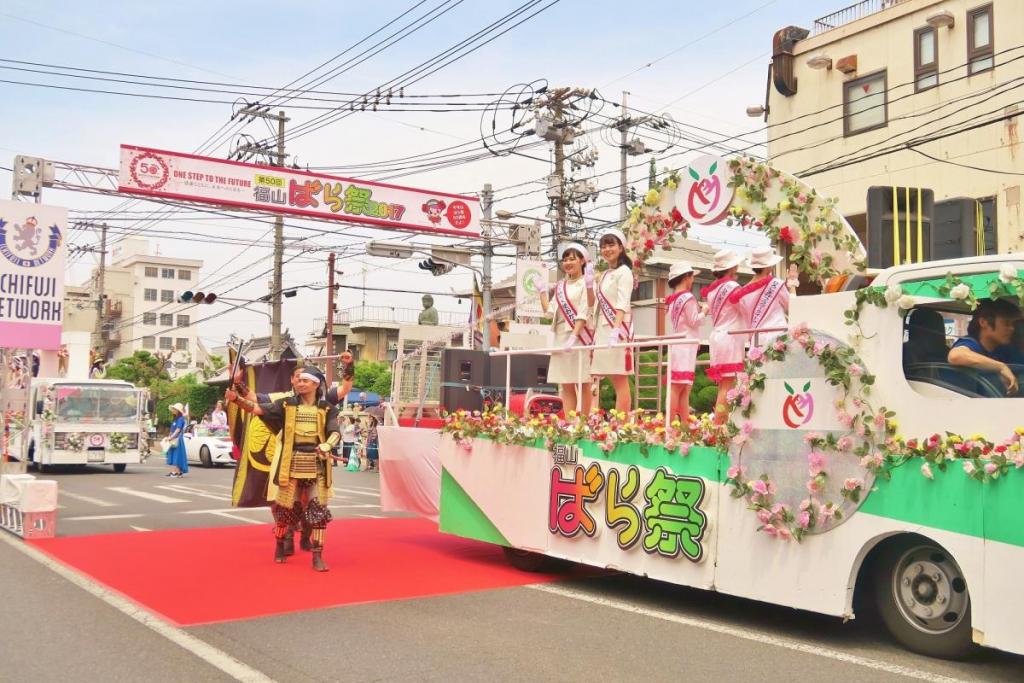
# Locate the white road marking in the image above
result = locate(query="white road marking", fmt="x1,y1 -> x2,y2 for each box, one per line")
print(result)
332,487 -> 379,498
207,484 -> 233,490
527,585 -> 969,683
353,513 -> 384,518
63,514 -> 144,521
130,526 -> 151,532
60,491 -> 118,507
327,503 -> 379,510
183,508 -> 267,516
157,484 -> 229,501
335,483 -> 379,493
204,511 -> 263,525
0,531 -> 275,682
106,487 -> 188,504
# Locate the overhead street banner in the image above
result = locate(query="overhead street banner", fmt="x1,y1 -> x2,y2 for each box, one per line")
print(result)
117,145 -> 481,238
0,201 -> 66,350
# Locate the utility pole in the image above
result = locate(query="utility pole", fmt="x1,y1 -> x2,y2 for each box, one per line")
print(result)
481,183 -> 494,352
619,91 -> 629,222
236,105 -> 289,360
92,223 -> 108,358
552,124 -> 566,255
325,252 -> 337,386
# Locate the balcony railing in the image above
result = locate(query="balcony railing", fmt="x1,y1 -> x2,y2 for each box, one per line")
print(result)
812,0 -> 907,35
311,305 -> 466,334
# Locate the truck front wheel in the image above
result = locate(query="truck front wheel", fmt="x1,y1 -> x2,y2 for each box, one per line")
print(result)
873,540 -> 973,659
113,463 -> 127,473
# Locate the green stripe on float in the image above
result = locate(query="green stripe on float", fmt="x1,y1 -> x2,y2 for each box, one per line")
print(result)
575,441 -> 726,481
861,460 -> 1024,547
439,467 -> 510,547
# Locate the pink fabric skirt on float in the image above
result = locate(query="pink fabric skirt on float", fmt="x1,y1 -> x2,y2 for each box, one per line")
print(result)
707,329 -> 745,383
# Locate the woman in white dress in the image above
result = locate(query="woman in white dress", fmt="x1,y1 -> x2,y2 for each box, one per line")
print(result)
702,249 -> 744,424
589,228 -> 635,414
730,247 -> 788,350
540,242 -> 593,414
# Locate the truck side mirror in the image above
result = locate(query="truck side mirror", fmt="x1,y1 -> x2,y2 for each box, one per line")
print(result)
36,400 -> 44,415
146,399 -> 155,414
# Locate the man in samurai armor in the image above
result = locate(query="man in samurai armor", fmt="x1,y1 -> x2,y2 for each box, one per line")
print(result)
227,365 -> 341,571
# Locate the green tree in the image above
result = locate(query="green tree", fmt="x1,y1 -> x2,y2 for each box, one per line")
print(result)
153,374 -> 221,426
104,351 -> 170,388
200,354 -> 225,380
352,360 -> 392,398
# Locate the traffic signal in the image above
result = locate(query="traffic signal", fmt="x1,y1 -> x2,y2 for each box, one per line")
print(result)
417,258 -> 453,276
179,290 -> 218,304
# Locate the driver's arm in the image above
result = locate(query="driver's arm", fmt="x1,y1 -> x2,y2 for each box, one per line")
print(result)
948,346 -> 1006,372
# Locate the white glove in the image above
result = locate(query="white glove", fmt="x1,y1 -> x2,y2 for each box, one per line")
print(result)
563,335 -> 578,350
607,327 -> 621,346
584,263 -> 595,288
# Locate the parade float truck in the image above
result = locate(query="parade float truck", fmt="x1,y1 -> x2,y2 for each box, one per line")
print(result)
395,157 -> 1024,660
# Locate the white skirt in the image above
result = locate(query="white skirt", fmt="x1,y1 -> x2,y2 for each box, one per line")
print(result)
547,328 -> 592,384
590,322 -> 630,376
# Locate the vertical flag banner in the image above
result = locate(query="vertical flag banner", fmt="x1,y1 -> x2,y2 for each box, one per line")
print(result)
0,201 -> 66,350
515,258 -> 550,318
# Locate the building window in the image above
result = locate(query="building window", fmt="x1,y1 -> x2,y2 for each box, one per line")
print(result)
160,290 -> 174,303
177,269 -> 191,280
175,361 -> 189,370
143,312 -> 156,325
175,338 -> 189,351
144,266 -> 158,278
160,313 -> 174,326
968,4 -> 994,75
159,337 -> 173,350
631,280 -> 655,302
142,336 -> 155,349
144,288 -> 157,302
843,70 -> 887,136
161,268 -> 175,279
914,27 -> 937,91
177,314 -> 190,327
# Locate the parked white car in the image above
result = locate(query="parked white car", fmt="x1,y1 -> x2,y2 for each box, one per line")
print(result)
183,424 -> 235,467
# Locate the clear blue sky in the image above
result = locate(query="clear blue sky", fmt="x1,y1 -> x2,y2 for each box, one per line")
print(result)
0,0 -> 843,348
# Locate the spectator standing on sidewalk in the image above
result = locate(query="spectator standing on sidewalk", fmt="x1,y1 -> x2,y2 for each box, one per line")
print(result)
165,403 -> 189,478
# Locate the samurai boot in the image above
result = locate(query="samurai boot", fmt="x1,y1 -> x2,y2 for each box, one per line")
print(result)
282,533 -> 296,556
299,523 -> 313,552
311,546 -> 329,572
274,538 -> 287,564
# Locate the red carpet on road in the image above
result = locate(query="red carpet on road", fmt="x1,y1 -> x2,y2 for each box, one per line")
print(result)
29,518 -> 577,626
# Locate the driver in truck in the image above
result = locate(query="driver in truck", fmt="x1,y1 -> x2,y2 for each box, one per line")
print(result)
948,298 -> 1021,395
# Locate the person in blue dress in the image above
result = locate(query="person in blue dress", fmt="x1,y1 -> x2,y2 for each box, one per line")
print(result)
165,403 -> 189,477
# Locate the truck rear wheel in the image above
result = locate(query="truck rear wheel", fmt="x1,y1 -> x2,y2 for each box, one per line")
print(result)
873,540 -> 973,659
502,546 -> 559,573
113,463 -> 127,473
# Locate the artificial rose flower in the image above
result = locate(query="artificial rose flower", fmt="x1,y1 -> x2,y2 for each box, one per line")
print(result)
805,478 -> 822,494
920,462 -> 934,480
808,451 -> 827,475
790,321 -> 810,337
999,263 -> 1017,284
962,461 -> 976,475
779,225 -> 797,244
884,284 -> 903,305
836,436 -> 854,451
748,346 -> 765,363
761,524 -> 778,538
645,239 -> 655,251
803,431 -> 822,444
644,189 -> 660,206
984,462 -> 998,475
777,526 -> 793,541
757,508 -> 773,524
752,479 -> 769,496
950,283 -> 971,301
773,340 -> 787,352
848,363 -> 864,377
897,294 -> 916,310
813,341 -> 825,355
843,477 -> 862,491
797,510 -> 811,529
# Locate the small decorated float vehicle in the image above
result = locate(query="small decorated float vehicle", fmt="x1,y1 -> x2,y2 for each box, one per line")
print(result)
431,157 -> 1024,660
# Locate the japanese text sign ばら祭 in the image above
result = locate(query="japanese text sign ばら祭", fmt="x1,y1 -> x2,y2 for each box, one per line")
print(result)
118,145 -> 481,237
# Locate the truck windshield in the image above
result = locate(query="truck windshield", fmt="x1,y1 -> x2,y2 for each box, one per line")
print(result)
55,385 -> 139,423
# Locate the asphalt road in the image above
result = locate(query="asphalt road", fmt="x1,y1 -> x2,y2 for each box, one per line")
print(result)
1,460 -> 1021,682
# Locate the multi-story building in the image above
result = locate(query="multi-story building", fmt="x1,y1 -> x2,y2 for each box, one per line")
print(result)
83,238 -> 205,377
763,0 -> 1022,264
308,305 -> 466,362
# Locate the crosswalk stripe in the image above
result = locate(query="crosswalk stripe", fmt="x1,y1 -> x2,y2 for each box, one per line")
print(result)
106,487 -> 188,504
64,514 -> 144,521
130,526 -> 151,532
157,484 -> 228,501
204,511 -> 263,525
60,491 -> 118,507
332,488 -> 379,498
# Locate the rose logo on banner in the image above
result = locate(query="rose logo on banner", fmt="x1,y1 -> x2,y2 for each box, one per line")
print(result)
782,381 -> 814,429
677,154 -> 734,225
128,151 -> 170,190
0,216 -> 62,268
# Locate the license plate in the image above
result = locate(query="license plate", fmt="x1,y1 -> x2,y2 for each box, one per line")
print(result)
87,451 -> 105,463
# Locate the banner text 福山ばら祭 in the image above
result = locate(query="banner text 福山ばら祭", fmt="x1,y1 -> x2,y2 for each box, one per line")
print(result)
117,145 -> 481,238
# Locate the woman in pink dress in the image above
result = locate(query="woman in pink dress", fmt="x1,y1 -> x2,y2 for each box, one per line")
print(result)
702,249 -> 745,423
664,261 -> 703,423
730,247 -> 788,351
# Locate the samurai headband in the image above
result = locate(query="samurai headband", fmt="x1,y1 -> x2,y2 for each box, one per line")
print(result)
298,371 -> 322,385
